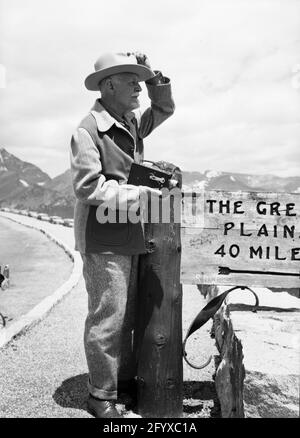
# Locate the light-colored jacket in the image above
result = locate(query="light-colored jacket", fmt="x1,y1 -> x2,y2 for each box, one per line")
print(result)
70,75 -> 175,254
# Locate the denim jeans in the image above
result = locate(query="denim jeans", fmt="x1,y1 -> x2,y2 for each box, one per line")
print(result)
81,253 -> 139,400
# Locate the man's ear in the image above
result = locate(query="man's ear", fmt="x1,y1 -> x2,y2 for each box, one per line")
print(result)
106,78 -> 114,91
100,77 -> 114,93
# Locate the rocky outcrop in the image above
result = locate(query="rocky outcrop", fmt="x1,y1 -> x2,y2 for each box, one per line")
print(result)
213,305 -> 245,417
213,289 -> 300,418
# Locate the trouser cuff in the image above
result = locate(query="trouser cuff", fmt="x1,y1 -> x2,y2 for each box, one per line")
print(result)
88,379 -> 117,400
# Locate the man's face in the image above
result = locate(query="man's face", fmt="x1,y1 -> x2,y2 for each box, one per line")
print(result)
111,73 -> 142,113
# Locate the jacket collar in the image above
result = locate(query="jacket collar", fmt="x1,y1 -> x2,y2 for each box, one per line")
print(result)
90,99 -> 135,136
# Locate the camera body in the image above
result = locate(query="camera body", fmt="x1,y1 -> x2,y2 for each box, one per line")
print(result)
128,162 -> 173,189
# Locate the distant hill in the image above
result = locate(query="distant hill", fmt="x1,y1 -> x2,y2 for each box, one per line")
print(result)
0,148 -> 74,218
0,147 -> 299,218
0,147 -> 51,202
44,169 -> 74,197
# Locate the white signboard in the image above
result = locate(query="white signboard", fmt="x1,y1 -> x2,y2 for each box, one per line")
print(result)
181,190 -> 300,288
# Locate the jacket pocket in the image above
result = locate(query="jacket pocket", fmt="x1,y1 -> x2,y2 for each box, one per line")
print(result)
88,207 -> 130,246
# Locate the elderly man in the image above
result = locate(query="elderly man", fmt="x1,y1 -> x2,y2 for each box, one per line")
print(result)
70,52 -> 175,418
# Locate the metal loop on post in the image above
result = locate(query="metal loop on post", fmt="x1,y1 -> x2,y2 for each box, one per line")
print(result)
182,285 -> 259,370
182,344 -> 212,370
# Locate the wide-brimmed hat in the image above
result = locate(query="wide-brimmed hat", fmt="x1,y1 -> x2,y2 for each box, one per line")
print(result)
84,52 -> 154,91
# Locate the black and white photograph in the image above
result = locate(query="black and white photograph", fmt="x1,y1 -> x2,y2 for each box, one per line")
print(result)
0,0 -> 299,422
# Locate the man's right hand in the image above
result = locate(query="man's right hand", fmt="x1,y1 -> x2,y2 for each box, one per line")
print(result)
127,52 -> 152,70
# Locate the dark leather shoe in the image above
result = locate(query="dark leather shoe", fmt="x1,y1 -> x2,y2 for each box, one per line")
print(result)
87,396 -> 122,418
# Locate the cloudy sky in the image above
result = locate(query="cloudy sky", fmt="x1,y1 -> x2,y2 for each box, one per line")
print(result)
0,0 -> 300,178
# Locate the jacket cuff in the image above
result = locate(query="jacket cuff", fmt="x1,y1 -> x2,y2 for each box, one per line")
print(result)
145,70 -> 170,85
146,78 -> 174,104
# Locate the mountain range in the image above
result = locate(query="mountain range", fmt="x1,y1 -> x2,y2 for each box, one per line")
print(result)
0,147 -> 299,218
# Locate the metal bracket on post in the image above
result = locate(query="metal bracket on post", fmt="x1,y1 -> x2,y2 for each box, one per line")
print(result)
182,285 -> 259,370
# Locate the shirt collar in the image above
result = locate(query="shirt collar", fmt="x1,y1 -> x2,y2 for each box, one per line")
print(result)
90,99 -> 135,133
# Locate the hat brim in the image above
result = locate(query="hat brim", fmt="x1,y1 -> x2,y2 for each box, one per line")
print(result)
85,64 -> 154,91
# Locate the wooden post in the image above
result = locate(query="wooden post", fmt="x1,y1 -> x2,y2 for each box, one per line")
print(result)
135,179 -> 183,418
